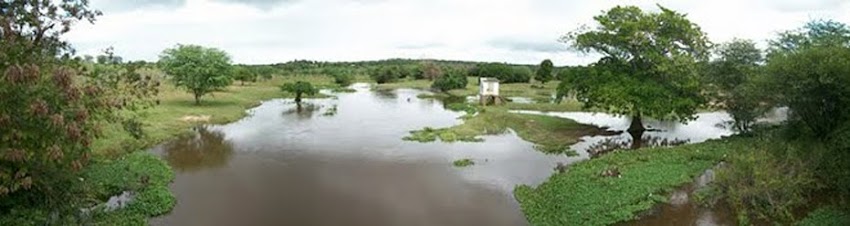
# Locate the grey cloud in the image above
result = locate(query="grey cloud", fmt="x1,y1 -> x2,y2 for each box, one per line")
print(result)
211,0 -> 299,8
767,0 -> 849,12
92,0 -> 185,12
397,42 -> 446,50
488,38 -> 565,53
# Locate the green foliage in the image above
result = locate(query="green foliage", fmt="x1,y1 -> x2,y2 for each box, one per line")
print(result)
797,207 -> 850,226
515,137 -> 739,226
452,159 -> 475,167
471,63 -> 532,83
715,141 -> 817,224
370,66 -> 404,84
0,1 -> 159,214
158,44 -> 233,105
329,71 -> 354,87
232,65 -> 257,85
431,69 -> 468,92
280,81 -> 319,103
404,109 -> 601,153
705,39 -> 771,132
535,59 -> 554,84
767,27 -> 850,137
445,102 -> 477,115
558,5 -> 710,130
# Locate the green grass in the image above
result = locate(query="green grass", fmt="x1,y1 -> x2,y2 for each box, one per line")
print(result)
513,137 -> 746,226
404,108 -> 605,154
798,207 -> 850,226
452,158 -> 475,167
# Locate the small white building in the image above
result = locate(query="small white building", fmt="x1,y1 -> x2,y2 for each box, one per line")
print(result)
479,77 -> 503,105
479,77 -> 499,96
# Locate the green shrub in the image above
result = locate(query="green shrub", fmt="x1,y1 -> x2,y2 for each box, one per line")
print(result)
798,207 -> 850,226
471,63 -> 531,83
452,159 -> 475,167
716,142 -> 817,224
431,69 -> 468,91
370,66 -> 403,84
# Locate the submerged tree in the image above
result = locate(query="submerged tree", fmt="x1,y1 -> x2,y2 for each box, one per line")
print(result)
159,44 -> 233,105
535,59 -> 554,84
557,5 -> 711,132
281,81 -> 318,104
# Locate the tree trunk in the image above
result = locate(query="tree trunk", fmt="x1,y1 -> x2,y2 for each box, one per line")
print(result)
241,80 -> 245,86
295,93 -> 302,104
194,92 -> 202,105
628,129 -> 645,149
628,114 -> 645,132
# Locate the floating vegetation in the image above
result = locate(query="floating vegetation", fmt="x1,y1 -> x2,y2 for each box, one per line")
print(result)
452,158 -> 475,167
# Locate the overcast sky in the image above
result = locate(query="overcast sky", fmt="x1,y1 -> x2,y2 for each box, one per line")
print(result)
65,0 -> 850,66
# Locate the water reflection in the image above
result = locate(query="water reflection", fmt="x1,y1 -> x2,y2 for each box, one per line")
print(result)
585,130 -> 690,157
158,127 -> 234,172
510,110 -> 737,157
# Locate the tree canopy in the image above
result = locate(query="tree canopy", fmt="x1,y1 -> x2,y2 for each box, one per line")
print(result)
158,44 -> 233,104
535,59 -> 554,84
281,81 -> 319,104
705,39 -> 769,132
557,5 -> 711,131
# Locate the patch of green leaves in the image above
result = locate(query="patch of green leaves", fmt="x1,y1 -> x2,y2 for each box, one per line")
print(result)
515,137 -> 740,226
452,159 -> 475,167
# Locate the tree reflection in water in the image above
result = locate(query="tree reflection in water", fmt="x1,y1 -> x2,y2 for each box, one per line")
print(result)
282,102 -> 322,119
162,127 -> 234,172
586,130 -> 690,158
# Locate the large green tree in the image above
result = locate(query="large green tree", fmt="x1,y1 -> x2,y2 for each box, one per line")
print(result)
557,5 -> 711,132
767,20 -> 850,138
535,59 -> 554,84
159,44 -> 233,105
706,39 -> 770,132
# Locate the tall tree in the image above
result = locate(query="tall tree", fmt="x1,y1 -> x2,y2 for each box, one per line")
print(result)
158,44 -> 233,105
535,59 -> 554,84
557,5 -> 711,132
706,39 -> 769,132
767,20 -> 850,137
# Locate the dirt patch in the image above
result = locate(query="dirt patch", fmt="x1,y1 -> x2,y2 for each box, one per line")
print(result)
181,115 -> 211,123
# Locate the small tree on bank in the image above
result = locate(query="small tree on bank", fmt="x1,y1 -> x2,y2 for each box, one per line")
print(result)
233,65 -> 257,86
159,44 -> 233,105
281,81 -> 319,104
557,5 -> 710,132
536,59 -> 554,84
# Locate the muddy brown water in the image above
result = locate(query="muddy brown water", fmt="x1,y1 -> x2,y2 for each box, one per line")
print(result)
149,84 -> 751,226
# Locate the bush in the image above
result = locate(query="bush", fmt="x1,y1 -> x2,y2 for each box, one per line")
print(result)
716,141 -> 818,224
370,66 -> 402,84
431,69 -> 468,92
472,63 -> 531,83
798,207 -> 850,226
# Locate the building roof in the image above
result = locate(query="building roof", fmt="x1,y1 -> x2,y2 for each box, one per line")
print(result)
480,77 -> 499,82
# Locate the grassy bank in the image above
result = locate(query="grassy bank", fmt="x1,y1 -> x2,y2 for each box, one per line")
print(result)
513,136 -> 743,226
404,106 -> 605,154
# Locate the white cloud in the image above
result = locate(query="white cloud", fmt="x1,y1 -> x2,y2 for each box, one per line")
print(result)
66,0 -> 850,66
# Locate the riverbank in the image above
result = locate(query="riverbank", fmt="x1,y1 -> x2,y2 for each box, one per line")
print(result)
513,136 -> 742,226
89,75 -> 339,224
1,75 -> 340,225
